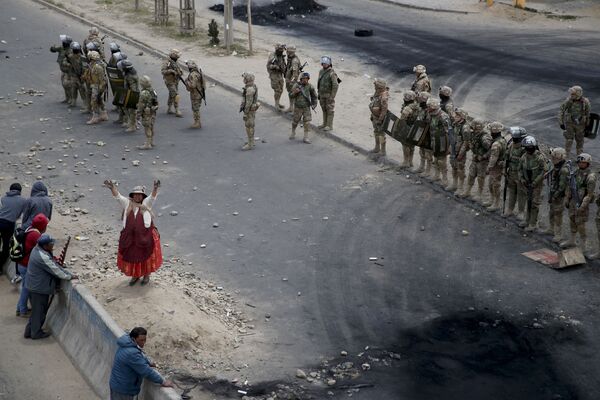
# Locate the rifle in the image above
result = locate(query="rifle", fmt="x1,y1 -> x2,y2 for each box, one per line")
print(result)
566,160 -> 581,208
239,87 -> 247,113
299,61 -> 308,72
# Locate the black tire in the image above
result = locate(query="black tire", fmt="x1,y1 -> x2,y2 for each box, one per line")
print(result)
354,29 -> 373,37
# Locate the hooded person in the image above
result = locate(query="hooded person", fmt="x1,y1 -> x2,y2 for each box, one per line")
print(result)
104,180 -> 163,286
22,181 -> 53,229
0,183 -> 27,271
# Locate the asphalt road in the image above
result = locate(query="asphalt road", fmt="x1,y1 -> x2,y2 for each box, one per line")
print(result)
2,1 -> 600,399
274,0 -> 600,156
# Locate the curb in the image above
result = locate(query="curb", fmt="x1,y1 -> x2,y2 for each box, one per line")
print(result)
371,0 -> 475,14
30,1 -> 569,252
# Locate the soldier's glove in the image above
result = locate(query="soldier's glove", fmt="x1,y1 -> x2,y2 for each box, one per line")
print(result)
560,124 -> 565,130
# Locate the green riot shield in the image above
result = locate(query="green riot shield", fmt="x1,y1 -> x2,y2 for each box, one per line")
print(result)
382,111 -> 398,137
585,112 -> 599,139
106,66 -> 124,96
112,88 -> 140,109
431,129 -> 449,157
411,119 -> 431,150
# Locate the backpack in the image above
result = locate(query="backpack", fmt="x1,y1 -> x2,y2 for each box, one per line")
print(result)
9,227 -> 38,262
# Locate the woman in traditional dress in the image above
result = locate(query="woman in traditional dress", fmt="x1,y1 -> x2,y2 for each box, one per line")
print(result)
104,179 -> 162,286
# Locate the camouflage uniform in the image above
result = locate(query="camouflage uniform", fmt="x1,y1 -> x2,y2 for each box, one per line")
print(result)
161,49 -> 183,116
369,79 -> 389,156
136,76 -> 159,150
411,65 -> 431,94
427,99 -> 451,186
546,149 -> 568,243
184,61 -> 206,129
415,92 -> 433,174
50,40 -> 71,102
449,109 -> 471,192
317,62 -> 339,132
559,86 -> 591,156
290,75 -> 318,144
518,147 -> 547,230
561,158 -> 596,250
86,51 -> 108,125
399,91 -> 420,168
504,140 -> 526,218
241,73 -> 259,150
461,120 -> 491,200
82,28 -> 104,58
485,122 -> 507,211
439,86 -> 455,120
284,46 -> 302,113
266,44 -> 286,109
62,47 -> 87,108
123,67 -> 140,132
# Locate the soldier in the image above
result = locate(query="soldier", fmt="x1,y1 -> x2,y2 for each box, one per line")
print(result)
266,43 -> 286,110
415,91 -> 433,174
518,136 -> 547,231
50,34 -> 73,103
411,64 -> 431,94
502,127 -> 527,219
399,90 -> 420,168
80,49 -> 94,114
545,147 -> 569,243
118,59 -> 139,133
62,42 -> 87,109
317,55 -> 339,131
561,153 -> 596,250
369,78 -> 389,156
284,45 -> 302,113
109,52 -> 128,124
161,49 -> 183,117
290,72 -> 318,144
460,119 -> 491,200
240,72 -> 260,150
83,27 -> 104,59
136,75 -> 159,150
107,43 -> 121,67
438,86 -> 456,120
484,122 -> 507,211
559,86 -> 591,157
184,60 -> 206,129
86,51 -> 108,125
449,108 -> 471,192
427,99 -> 451,185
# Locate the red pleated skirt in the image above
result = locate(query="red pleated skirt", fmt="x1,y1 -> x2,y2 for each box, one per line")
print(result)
117,228 -> 163,278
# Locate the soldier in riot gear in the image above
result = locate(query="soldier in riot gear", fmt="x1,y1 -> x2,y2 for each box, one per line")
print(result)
438,86 -> 455,120
290,72 -> 318,143
284,45 -> 302,113
399,90 -> 420,168
484,122 -> 507,211
411,64 -> 431,94
561,153 -> 596,250
449,108 -> 471,192
50,35 -> 73,103
184,60 -> 206,129
518,136 -> 547,231
368,78 -> 389,155
544,147 -> 568,243
559,85 -> 591,156
317,55 -> 339,132
86,51 -> 108,125
266,43 -> 286,110
503,126 -> 527,219
427,99 -> 451,186
415,91 -> 433,174
240,72 -> 260,150
63,41 -> 87,109
460,119 -> 491,200
161,49 -> 183,117
83,26 -> 104,58
117,59 -> 139,133
136,75 -> 159,150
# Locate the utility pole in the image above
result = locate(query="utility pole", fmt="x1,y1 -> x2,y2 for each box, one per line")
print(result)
247,0 -> 253,54
224,0 -> 234,52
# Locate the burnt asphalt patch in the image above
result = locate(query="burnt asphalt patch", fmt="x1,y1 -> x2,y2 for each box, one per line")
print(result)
209,0 -> 325,26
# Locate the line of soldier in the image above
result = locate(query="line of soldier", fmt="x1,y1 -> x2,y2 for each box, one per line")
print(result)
371,64 -> 599,256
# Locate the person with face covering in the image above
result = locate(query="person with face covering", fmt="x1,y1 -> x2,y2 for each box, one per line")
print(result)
104,180 -> 162,286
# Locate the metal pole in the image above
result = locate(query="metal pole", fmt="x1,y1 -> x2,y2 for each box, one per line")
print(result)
247,0 -> 253,54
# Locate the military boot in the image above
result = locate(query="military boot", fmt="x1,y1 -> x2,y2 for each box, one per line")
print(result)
175,106 -> 183,118
487,194 -> 501,212
86,113 -> 100,125
560,232 -> 577,248
401,146 -> 410,168
370,136 -> 380,154
99,110 -> 109,122
456,177 -> 464,194
167,104 -> 174,114
423,159 -> 432,177
323,112 -> 334,131
318,111 -> 327,129
552,221 -> 563,243
459,183 -> 473,199
379,136 -> 386,156
475,185 -> 484,202
62,86 -> 70,103
303,126 -> 311,144
290,124 -> 297,140
446,175 -> 457,192
191,112 -> 201,128
415,158 -> 425,173
242,128 -> 255,150
275,94 -> 285,110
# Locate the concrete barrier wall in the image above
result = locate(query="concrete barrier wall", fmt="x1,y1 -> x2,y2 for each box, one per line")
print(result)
2,261 -> 180,400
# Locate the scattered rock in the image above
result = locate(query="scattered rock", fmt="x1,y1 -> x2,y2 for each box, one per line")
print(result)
296,369 -> 307,379
170,211 -> 179,216
461,230 -> 469,236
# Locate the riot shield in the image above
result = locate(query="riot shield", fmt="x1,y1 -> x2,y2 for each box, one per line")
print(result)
410,119 -> 431,150
112,88 -> 140,109
382,111 -> 398,136
585,112 -> 599,139
431,129 -> 449,157
106,66 -> 124,96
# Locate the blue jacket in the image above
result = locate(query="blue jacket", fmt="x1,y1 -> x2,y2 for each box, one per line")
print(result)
22,182 -> 53,229
109,335 -> 164,395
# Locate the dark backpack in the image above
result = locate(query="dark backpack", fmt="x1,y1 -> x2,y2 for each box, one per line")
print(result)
9,227 -> 37,262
